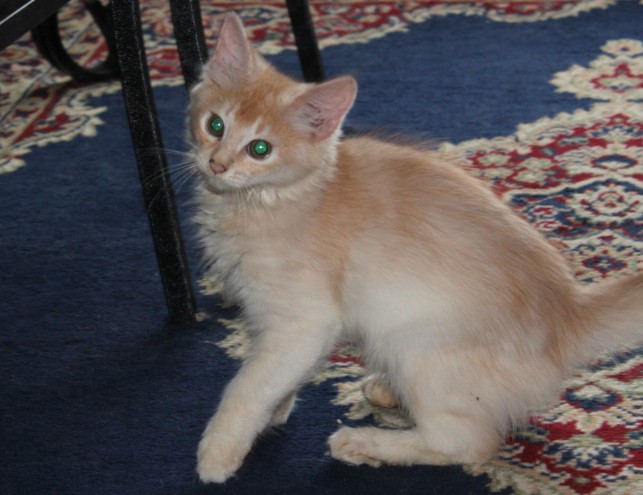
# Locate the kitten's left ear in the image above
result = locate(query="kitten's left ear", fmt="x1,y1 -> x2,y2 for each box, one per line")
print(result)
288,76 -> 358,141
204,12 -> 266,88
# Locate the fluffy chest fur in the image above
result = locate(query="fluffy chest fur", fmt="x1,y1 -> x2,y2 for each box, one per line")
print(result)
194,180 -> 341,330
190,14 -> 643,484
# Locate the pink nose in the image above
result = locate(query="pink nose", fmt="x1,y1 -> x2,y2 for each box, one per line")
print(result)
209,159 -> 228,175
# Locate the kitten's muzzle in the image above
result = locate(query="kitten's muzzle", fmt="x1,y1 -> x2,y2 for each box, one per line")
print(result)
209,159 -> 229,175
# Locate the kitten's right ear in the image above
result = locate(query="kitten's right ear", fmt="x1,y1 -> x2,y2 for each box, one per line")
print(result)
289,77 -> 358,141
203,12 -> 263,88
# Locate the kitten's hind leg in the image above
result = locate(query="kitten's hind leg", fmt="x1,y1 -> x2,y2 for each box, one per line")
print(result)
328,414 -> 500,467
271,393 -> 297,426
362,374 -> 398,409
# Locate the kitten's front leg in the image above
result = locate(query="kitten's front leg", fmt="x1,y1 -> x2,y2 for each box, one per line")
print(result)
197,320 -> 337,483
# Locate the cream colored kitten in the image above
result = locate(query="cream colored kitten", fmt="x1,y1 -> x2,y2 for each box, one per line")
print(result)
189,12 -> 643,484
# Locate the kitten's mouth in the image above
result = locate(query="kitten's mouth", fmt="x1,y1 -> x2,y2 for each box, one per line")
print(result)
204,175 -> 231,192
202,170 -> 243,194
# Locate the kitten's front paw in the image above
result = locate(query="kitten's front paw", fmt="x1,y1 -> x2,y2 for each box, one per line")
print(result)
328,427 -> 383,468
196,433 -> 248,484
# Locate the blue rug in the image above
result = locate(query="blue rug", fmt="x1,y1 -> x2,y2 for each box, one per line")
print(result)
1,1 -> 642,494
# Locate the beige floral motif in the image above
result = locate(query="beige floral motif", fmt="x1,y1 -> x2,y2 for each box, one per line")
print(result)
566,231 -> 643,280
557,143 -> 642,178
551,39 -> 643,102
215,317 -> 252,360
513,103 -> 643,147
569,181 -> 640,221
513,157 -> 558,183
465,350 -> 643,495
438,103 -> 643,221
602,39 -> 643,57
546,354 -> 643,433
407,0 -> 617,24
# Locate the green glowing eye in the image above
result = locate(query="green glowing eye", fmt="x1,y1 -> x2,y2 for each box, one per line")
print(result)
208,115 -> 224,137
248,140 -> 272,159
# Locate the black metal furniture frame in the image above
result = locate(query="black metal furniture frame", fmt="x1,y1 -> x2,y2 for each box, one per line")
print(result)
169,0 -> 325,90
1,0 -> 324,324
32,0 -> 120,82
112,0 -> 324,323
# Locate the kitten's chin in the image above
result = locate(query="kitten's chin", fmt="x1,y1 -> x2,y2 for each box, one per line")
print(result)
203,178 -> 239,195
199,171 -> 244,194
198,164 -> 334,203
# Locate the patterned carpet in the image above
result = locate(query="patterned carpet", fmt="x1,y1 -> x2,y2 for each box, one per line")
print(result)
1,1 -> 642,494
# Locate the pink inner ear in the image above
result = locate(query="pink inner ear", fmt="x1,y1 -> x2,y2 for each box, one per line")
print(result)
292,77 -> 358,140
205,13 -> 253,88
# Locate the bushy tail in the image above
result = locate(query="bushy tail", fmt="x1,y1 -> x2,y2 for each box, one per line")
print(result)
577,272 -> 643,363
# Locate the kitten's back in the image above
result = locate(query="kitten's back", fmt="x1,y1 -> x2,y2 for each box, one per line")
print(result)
314,136 -> 578,337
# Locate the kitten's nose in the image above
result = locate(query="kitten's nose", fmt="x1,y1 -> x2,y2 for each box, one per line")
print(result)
209,159 -> 228,175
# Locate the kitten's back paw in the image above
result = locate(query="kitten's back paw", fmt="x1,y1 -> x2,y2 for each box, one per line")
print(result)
363,374 -> 398,409
328,427 -> 383,468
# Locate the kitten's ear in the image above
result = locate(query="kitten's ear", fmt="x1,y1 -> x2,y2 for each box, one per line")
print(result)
204,12 -> 265,88
288,77 -> 357,141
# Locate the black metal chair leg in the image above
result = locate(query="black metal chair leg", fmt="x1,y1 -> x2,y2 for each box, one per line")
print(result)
169,0 -> 325,87
111,0 -> 197,324
286,0 -> 325,82
169,0 -> 208,90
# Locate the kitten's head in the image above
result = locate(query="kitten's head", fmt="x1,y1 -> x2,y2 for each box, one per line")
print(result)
188,12 -> 357,196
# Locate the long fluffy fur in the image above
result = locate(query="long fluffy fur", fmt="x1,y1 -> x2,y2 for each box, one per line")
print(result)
190,13 -> 643,484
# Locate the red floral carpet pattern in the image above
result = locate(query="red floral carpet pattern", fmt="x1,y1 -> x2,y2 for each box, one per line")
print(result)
430,38 -> 643,494
2,1 -> 641,494
0,0 -> 621,174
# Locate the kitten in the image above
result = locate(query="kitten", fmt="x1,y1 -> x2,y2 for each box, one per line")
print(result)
189,12 -> 643,483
